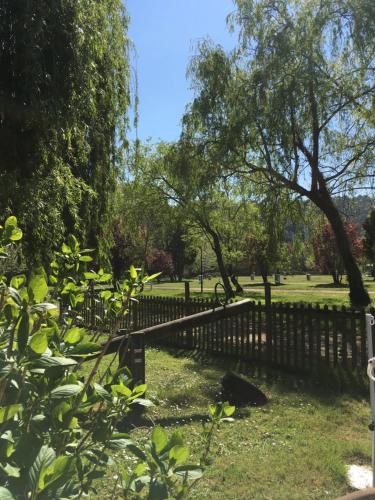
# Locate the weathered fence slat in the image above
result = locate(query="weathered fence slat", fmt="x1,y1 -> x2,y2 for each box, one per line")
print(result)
84,291 -> 374,375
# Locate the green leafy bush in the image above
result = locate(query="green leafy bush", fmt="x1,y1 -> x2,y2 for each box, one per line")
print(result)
0,216 -> 234,499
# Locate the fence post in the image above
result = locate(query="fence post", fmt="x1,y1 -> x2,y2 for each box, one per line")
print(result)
185,281 -> 193,348
118,329 -> 146,384
264,282 -> 272,363
133,300 -> 138,332
89,281 -> 95,329
184,281 -> 190,301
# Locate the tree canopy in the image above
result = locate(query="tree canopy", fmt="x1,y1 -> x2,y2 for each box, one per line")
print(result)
183,0 -> 375,305
0,0 -> 130,266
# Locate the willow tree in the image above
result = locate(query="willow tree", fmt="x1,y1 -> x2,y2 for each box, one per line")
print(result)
0,0 -> 130,265
186,0 -> 375,306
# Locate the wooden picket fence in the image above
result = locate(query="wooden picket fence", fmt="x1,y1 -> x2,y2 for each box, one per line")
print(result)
82,293 -> 375,374
82,295 -> 216,332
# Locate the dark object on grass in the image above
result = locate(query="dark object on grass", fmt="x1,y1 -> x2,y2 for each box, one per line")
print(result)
221,371 -> 268,406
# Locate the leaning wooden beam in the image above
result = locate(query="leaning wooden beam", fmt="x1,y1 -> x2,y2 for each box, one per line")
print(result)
105,299 -> 252,353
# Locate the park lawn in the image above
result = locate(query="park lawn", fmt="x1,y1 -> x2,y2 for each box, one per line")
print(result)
93,347 -> 372,500
143,275 -> 375,308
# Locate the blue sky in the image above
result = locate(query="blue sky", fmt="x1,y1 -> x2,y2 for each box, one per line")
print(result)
127,0 -> 237,143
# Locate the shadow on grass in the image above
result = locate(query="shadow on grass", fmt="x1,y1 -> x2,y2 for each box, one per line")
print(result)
119,407 -> 251,431
242,282 -> 286,288
314,283 -> 348,289
155,346 -> 369,405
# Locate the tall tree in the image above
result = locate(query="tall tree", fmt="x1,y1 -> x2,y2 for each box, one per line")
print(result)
0,0 -> 130,265
113,178 -> 173,268
146,142 -> 244,298
186,0 -> 375,306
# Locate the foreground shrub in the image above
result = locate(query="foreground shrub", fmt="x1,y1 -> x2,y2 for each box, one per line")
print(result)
0,217 -> 234,499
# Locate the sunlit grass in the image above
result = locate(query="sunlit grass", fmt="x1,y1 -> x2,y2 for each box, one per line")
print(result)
93,348 -> 371,499
143,274 -> 375,308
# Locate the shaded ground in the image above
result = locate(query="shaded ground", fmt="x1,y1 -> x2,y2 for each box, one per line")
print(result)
93,347 -> 372,499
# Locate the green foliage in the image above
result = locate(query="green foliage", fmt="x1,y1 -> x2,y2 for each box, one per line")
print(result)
0,217 -> 234,499
0,0 -> 130,267
0,217 -> 152,498
185,0 -> 374,305
120,401 -> 235,499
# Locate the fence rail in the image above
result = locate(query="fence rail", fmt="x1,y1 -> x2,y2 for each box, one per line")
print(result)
82,293 -> 375,374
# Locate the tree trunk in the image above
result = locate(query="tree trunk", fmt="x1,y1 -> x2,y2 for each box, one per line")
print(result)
331,270 -> 340,286
230,274 -> 244,294
313,192 -> 370,307
259,262 -> 268,283
211,232 -> 235,298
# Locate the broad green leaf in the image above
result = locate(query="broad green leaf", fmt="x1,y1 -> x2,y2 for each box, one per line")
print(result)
167,432 -> 184,448
10,275 -> 26,289
32,356 -> 77,368
169,445 -> 189,465
0,404 -> 22,424
64,327 -> 84,344
130,265 -> 137,279
28,267 -> 48,303
0,430 -> 14,443
8,287 -> 22,306
51,402 -> 70,423
4,216 -> 21,241
0,487 -> 15,499
68,342 -> 101,356
223,404 -> 235,417
42,455 -> 76,491
126,444 -> 147,461
174,465 -> 203,480
29,445 -> 56,491
134,463 -> 147,477
17,311 -> 29,354
111,384 -> 132,397
208,404 -> 217,417
29,331 -> 48,354
31,415 -> 46,423
9,227 -> 22,241
93,383 -> 110,399
1,463 -> 20,477
144,272 -> 161,282
4,216 -> 17,229
84,272 -> 98,280
151,427 -> 168,454
61,243 -> 71,254
100,290 -> 112,301
67,235 -> 79,253
98,273 -> 112,283
79,255 -> 92,262
50,384 -> 83,400
133,384 -> 147,394
30,303 -> 57,314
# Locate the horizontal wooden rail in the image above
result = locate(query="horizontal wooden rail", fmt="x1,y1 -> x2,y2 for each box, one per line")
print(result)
105,299 -> 251,352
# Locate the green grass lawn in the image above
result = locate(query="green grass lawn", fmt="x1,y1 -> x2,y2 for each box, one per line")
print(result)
93,348 -> 372,499
143,274 -> 375,308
